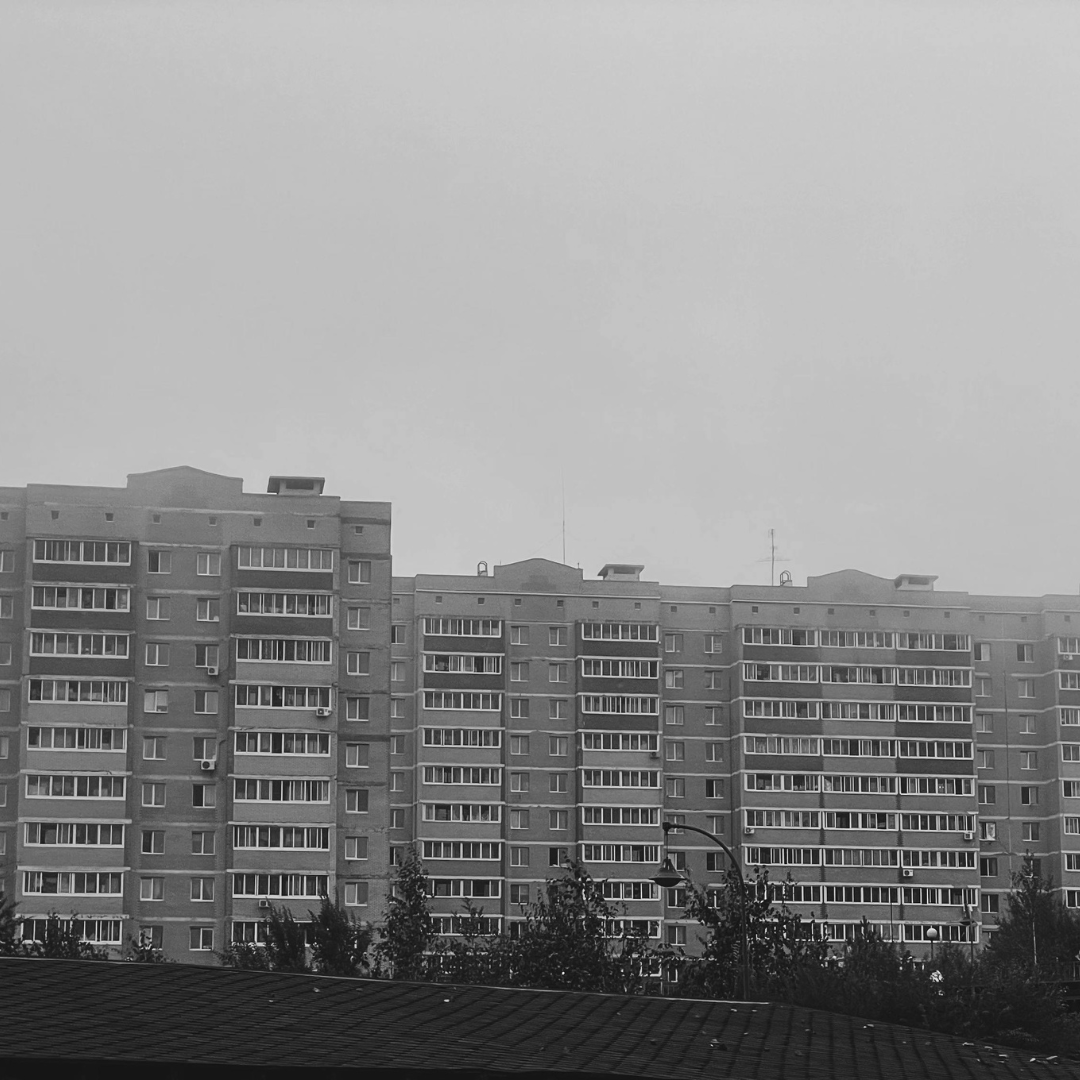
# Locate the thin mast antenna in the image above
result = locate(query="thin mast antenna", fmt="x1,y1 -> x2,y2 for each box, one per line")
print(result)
757,528 -> 791,585
561,475 -> 566,565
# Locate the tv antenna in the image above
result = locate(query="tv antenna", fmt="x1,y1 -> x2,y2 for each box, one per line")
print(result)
757,528 -> 791,586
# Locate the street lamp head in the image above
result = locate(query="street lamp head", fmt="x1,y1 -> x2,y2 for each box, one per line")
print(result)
925,927 -> 940,942
652,857 -> 683,890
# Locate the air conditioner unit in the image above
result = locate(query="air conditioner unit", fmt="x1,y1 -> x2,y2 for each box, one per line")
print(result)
258,899 -> 271,910
315,707 -> 332,718
902,869 -> 914,878
200,759 -> 216,772
963,831 -> 975,842
206,666 -> 218,677
743,827 -> 755,836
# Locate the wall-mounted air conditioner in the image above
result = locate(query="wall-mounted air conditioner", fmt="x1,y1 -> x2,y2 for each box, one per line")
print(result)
200,759 -> 216,772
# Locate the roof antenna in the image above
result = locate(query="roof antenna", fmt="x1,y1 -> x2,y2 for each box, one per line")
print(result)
758,528 -> 791,586
561,473 -> 567,565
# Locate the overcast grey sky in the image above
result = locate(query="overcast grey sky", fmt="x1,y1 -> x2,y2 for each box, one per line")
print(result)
2,2 -> 1078,596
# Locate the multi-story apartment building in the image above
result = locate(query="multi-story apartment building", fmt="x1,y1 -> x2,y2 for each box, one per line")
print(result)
3,465 -> 1079,963
391,560 -> 1080,957
0,466 -> 391,961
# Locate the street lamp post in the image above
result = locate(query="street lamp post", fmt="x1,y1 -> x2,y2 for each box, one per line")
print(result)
652,820 -> 751,1001
926,926 -> 940,964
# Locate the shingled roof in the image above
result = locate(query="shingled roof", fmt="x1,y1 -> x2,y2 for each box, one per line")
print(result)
0,957 -> 1075,1080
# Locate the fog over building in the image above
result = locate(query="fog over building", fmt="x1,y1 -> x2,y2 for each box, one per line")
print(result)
0,467 -> 1075,960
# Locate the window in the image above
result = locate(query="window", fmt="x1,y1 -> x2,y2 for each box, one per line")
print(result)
666,741 -> 685,762
347,697 -> 370,721
510,698 -> 530,719
549,736 -> 567,756
390,735 -> 405,755
147,550 -> 171,574
1068,854 -> 1080,872
548,663 -> 567,683
704,634 -> 724,654
142,830 -> 164,855
142,783 -> 166,807
511,847 -> 529,867
196,644 -> 220,669
549,847 -> 569,866
510,773 -> 530,793
1065,745 -> 1080,762
348,608 -> 371,631
140,877 -> 164,901
1020,751 -> 1037,770
1020,715 -> 1036,735
196,552 -> 221,576
976,677 -> 991,697
146,597 -> 171,621
705,743 -> 723,762
1023,822 -> 1040,842
549,626 -> 567,647
348,560 -> 372,584
510,736 -> 529,755
346,836 -> 369,860
139,926 -> 163,949
666,777 -> 685,798
705,779 -> 724,799
194,690 -> 219,715
1017,643 -> 1034,663
0,736 -> 6,758
390,662 -> 404,682
192,831 -> 215,855
975,643 -> 990,662
346,743 -> 370,768
390,772 -> 405,792
510,663 -> 528,683
390,699 -> 404,719
391,624 -> 406,644
191,878 -> 215,902
190,927 -> 214,951
0,597 -> 10,619
510,884 -> 529,905
976,714 -> 993,733
144,690 -> 168,714
390,810 -> 405,829
981,894 -> 1000,915
1017,678 -> 1035,699
145,643 -> 170,667
510,810 -> 529,829
664,634 -> 683,653
978,785 -> 995,805
665,669 -> 684,689
980,822 -> 997,841
510,626 -> 529,645
0,550 -> 12,572
705,671 -> 723,691
345,882 -> 369,907
980,857 -> 998,877
143,737 -> 166,761
196,598 -> 221,622
1021,786 -> 1039,805
0,644 -> 11,665
549,700 -> 568,720
978,750 -> 995,769
192,783 -> 216,808
347,651 -> 370,676
549,810 -> 568,830
705,706 -> 722,726
549,773 -> 568,793
664,705 -> 684,726
346,789 -> 369,813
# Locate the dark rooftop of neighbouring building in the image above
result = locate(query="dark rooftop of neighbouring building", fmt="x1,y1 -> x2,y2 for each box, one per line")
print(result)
0,958 -> 1073,1080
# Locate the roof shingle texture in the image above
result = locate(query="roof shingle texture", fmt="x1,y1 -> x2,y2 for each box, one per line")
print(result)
0,957 -> 1075,1079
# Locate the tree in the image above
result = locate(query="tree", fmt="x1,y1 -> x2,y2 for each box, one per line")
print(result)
984,862 -> 1080,980
308,896 -> 372,977
17,913 -> 109,960
374,847 -> 440,980
218,904 -> 310,973
499,859 -> 655,994
0,892 -> 17,956
679,868 -> 828,999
